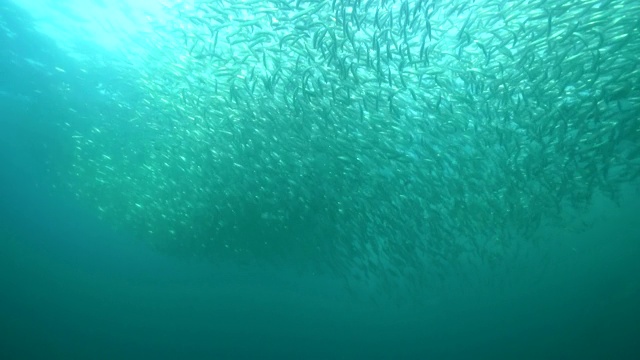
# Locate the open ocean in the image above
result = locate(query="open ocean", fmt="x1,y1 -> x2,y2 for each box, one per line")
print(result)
1,0 -> 639,359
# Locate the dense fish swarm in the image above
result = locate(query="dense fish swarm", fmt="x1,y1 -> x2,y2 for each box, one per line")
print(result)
66,0 -> 640,291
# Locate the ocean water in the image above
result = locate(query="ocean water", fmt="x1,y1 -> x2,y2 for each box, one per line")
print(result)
1,0 -> 640,359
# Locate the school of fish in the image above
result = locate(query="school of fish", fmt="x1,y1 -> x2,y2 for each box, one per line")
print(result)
64,0 -> 640,295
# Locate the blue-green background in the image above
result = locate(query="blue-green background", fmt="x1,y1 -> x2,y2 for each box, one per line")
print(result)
1,1 -> 639,359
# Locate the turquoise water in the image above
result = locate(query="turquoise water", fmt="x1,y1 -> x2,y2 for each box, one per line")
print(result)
1,0 -> 639,358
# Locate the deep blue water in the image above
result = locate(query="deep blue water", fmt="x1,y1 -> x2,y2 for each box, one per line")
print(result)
3,156 -> 639,359
1,1 -> 640,359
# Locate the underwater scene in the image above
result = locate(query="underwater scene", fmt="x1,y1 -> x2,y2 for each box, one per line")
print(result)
1,0 -> 639,358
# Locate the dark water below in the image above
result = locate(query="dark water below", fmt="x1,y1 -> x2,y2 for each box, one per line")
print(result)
1,136 -> 639,359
